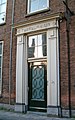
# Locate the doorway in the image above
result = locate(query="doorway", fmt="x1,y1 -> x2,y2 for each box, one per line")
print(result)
28,61 -> 47,112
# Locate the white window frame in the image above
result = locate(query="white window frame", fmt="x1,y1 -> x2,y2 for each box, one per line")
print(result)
27,0 -> 49,14
0,0 -> 7,24
0,41 -> 3,95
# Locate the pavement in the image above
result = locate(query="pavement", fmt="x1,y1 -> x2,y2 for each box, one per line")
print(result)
0,110 -> 74,120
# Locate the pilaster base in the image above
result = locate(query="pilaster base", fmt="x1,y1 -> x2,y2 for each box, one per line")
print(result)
15,103 -> 28,113
47,106 -> 60,116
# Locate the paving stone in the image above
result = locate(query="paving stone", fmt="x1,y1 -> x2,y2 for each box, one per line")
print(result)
0,110 -> 74,120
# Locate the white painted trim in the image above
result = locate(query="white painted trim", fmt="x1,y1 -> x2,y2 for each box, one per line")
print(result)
16,35 -> 25,103
17,19 -> 57,35
24,35 -> 28,106
47,21 -> 59,107
16,18 -> 60,113
0,41 -> 4,95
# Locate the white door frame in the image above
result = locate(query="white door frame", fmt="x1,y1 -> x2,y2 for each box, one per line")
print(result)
15,18 -> 60,116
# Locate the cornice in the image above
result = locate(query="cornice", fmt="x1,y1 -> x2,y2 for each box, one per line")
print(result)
13,12 -> 61,29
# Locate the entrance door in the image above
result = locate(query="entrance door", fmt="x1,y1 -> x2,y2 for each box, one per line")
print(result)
28,61 -> 47,112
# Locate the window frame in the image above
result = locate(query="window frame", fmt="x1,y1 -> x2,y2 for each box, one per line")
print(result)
0,0 -> 7,25
0,41 -> 3,96
27,0 -> 49,14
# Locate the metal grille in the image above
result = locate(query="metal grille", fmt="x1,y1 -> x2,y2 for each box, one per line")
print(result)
32,65 -> 44,100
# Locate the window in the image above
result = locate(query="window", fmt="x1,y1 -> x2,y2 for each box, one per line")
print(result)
28,0 -> 49,14
0,42 -> 3,95
0,0 -> 7,24
28,33 -> 47,58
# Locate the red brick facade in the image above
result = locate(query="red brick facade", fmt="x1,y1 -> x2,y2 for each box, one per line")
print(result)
0,0 -> 75,117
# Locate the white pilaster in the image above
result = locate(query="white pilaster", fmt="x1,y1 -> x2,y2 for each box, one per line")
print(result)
24,36 -> 28,110
47,27 -> 59,115
15,35 -> 26,112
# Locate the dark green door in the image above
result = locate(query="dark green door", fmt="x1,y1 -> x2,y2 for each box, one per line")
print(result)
28,61 -> 47,112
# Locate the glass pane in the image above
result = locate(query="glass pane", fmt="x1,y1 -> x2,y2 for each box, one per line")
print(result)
0,43 -> 2,54
28,38 -> 35,47
28,46 -> 35,58
0,3 -> 6,13
34,46 -> 37,58
28,35 -> 37,58
28,35 -> 37,47
0,0 -> 6,4
37,33 -> 46,57
38,35 -> 42,46
29,0 -> 38,12
42,33 -> 46,45
1,0 -> 6,4
42,45 -> 47,56
0,13 -> 5,23
38,46 -> 43,58
39,0 -> 47,9
32,65 -> 44,100
38,33 -> 46,46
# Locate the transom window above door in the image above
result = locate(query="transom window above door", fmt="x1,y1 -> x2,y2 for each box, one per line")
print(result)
28,0 -> 49,14
28,33 -> 47,58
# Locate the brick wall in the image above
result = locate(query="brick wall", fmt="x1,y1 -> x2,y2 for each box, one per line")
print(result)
70,15 -> 75,109
60,15 -> 75,110
14,0 -> 64,25
0,0 -> 16,104
0,0 -> 75,111
60,20 -> 69,108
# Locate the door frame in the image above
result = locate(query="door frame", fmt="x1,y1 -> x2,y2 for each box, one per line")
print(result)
15,18 -> 60,115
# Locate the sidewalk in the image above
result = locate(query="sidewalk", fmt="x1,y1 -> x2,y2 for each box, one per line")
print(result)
0,110 -> 74,120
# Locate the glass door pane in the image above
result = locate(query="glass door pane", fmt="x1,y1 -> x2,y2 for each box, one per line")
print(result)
32,65 -> 44,100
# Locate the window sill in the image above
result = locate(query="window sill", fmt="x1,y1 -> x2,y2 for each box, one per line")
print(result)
0,22 -> 6,26
25,8 -> 50,17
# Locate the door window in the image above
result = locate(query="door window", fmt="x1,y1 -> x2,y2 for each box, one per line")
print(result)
32,65 -> 44,100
